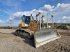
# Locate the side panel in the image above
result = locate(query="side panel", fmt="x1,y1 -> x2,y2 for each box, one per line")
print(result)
28,20 -> 37,32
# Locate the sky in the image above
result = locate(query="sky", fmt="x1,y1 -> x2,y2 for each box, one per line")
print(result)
0,0 -> 70,26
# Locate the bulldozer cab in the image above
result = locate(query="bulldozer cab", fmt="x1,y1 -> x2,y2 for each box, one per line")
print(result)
22,15 -> 34,24
22,15 -> 31,24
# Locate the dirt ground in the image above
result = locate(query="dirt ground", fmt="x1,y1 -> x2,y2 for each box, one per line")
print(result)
0,29 -> 70,52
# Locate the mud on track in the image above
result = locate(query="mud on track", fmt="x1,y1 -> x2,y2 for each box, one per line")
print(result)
0,29 -> 70,52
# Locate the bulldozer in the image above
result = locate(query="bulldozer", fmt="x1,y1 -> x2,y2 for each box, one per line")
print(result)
15,12 -> 61,48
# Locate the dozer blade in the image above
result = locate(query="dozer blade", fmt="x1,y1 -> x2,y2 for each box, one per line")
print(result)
34,29 -> 61,48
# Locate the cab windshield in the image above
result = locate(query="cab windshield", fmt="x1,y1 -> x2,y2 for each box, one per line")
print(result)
22,16 -> 30,24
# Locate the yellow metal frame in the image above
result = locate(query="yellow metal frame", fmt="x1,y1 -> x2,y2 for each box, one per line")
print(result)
39,13 -> 42,29
46,13 -> 49,28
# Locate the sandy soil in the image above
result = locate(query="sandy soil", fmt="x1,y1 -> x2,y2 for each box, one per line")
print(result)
0,29 -> 70,52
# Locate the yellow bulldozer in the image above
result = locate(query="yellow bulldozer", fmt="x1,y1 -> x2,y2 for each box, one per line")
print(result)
15,13 -> 61,48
